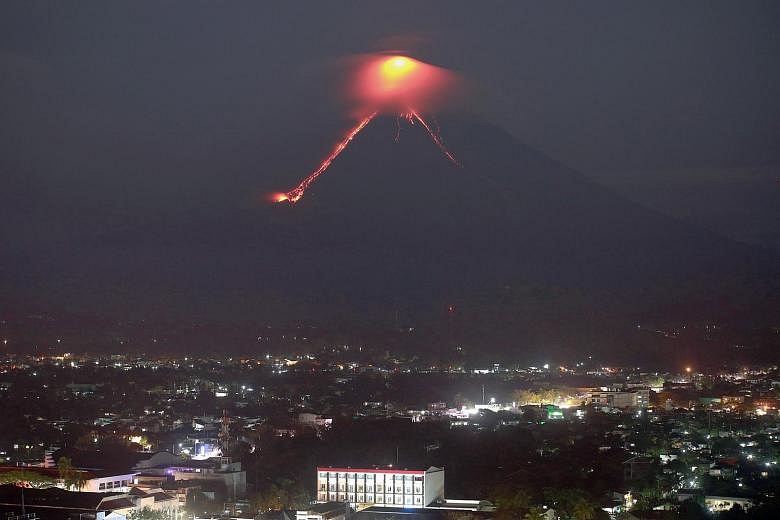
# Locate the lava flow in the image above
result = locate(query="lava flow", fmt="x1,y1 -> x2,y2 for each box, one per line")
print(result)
273,54 -> 463,205
276,112 -> 377,204
409,109 -> 461,167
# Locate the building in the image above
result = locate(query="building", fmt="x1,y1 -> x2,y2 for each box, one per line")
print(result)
296,501 -> 352,520
623,456 -> 655,481
162,458 -> 246,500
316,467 -> 444,509
703,496 -> 753,512
590,387 -> 650,409
676,493 -> 753,512
126,487 -> 179,518
0,467 -> 138,494
0,484 -> 134,520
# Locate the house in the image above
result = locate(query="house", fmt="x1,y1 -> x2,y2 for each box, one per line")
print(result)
296,501 -> 352,520
0,467 -> 138,494
623,456 -> 655,481
676,492 -> 754,512
708,459 -> 737,480
0,484 -> 132,520
126,487 -> 179,518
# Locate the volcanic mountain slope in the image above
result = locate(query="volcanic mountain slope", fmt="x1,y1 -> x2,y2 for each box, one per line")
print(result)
4,113 -> 777,362
5,113 -> 775,340
256,114 -> 776,309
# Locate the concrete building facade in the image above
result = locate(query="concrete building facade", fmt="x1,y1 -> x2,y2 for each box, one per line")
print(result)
316,467 -> 444,509
590,387 -> 650,409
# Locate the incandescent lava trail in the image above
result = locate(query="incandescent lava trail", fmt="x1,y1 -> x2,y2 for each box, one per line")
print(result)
274,111 -> 377,204
409,109 -> 461,167
273,54 -> 464,205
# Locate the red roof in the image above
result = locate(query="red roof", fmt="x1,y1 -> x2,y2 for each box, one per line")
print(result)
317,467 -> 425,475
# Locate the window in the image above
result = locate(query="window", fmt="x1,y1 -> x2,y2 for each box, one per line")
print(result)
415,497 -> 422,505
114,481 -> 120,487
414,485 -> 421,494
320,484 -> 326,491
99,483 -> 106,490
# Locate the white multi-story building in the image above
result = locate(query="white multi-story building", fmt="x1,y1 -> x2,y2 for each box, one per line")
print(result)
590,387 -> 650,409
316,466 -> 444,509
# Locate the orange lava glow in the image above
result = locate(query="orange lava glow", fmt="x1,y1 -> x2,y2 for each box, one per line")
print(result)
270,53 -> 463,206
380,56 -> 418,82
276,112 -> 378,204
353,54 -> 453,112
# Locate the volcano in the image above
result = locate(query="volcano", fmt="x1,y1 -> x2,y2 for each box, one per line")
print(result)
6,112 -> 777,362
258,115 -> 776,309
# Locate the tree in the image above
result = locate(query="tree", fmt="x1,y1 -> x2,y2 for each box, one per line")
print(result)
493,488 -> 533,519
570,496 -> 595,520
252,483 -> 284,512
128,507 -> 168,520
544,489 -> 595,520
514,390 -> 541,406
251,478 -> 310,512
523,506 -> 546,520
677,498 -> 707,520
0,469 -> 56,489
631,485 -> 663,513
57,457 -> 86,491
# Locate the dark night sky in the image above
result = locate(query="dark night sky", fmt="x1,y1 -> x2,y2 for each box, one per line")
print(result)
1,1 -> 779,322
